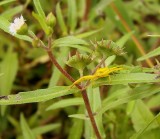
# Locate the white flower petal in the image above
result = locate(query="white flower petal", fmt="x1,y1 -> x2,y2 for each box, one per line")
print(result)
9,15 -> 26,35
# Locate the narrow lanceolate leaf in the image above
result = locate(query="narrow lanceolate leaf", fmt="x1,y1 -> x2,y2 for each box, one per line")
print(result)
33,0 -> 45,19
116,31 -> 134,48
52,36 -> 91,53
76,28 -> 103,39
131,100 -> 159,132
56,3 -> 67,35
20,114 -> 35,139
0,51 -> 18,115
0,0 -> 15,6
99,85 -> 160,115
93,87 -> 106,138
32,123 -> 61,136
46,98 -> 83,110
94,73 -> 159,87
130,112 -> 160,139
0,16 -> 32,42
32,12 -> 50,35
1,5 -> 23,20
90,0 -> 114,20
0,86 -> 78,105
53,36 -> 89,46
67,0 -> 77,32
0,51 -> 18,95
137,47 -> 160,61
69,114 -> 88,120
68,106 -> 84,139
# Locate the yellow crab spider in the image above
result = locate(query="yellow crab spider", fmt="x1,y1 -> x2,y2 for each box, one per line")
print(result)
70,66 -> 123,88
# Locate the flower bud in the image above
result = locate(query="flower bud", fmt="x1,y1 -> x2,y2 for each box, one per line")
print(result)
66,53 -> 92,71
46,12 -> 56,28
16,23 -> 28,35
92,39 -> 126,58
32,38 -> 40,47
9,15 -> 28,35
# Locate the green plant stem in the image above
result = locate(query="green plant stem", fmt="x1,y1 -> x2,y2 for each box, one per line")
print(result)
45,38 -> 102,139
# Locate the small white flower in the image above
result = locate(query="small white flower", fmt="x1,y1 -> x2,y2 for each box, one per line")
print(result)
9,15 -> 26,35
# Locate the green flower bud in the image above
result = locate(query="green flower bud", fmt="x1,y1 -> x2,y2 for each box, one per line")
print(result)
16,23 -> 28,35
46,12 -> 56,28
32,38 -> 41,47
66,53 -> 92,71
92,39 -> 126,58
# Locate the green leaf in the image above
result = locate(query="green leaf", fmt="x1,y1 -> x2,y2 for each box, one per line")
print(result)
49,48 -> 69,87
68,106 -> 84,139
0,0 -> 15,6
105,55 -> 116,66
56,2 -> 68,35
147,35 -> 160,37
76,28 -> 103,39
93,73 -> 159,87
32,12 -> 50,35
33,0 -> 45,19
90,0 -> 114,20
69,114 -> 88,120
130,112 -> 160,139
116,31 -> 134,48
7,116 -> 20,131
32,123 -> 61,136
95,0 -> 114,13
147,94 -> 160,108
67,0 -> 77,32
98,85 -> 160,115
85,86 -> 94,138
137,47 -> 160,61
131,100 -> 158,132
0,51 -> 18,115
105,0 -> 134,33
20,114 -> 35,139
1,5 -> 23,20
0,86 -> 78,105
0,73 -> 3,77
53,36 -> 88,46
0,51 -> 18,95
0,16 -> 32,42
52,36 -> 91,53
92,87 -> 106,138
46,98 -> 83,111
98,85 -> 160,114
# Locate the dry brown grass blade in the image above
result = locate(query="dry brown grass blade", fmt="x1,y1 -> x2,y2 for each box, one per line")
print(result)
110,2 -> 153,67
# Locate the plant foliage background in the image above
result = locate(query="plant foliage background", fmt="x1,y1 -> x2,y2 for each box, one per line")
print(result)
0,0 -> 160,139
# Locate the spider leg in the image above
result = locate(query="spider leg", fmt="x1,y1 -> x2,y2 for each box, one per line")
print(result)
70,75 -> 95,88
